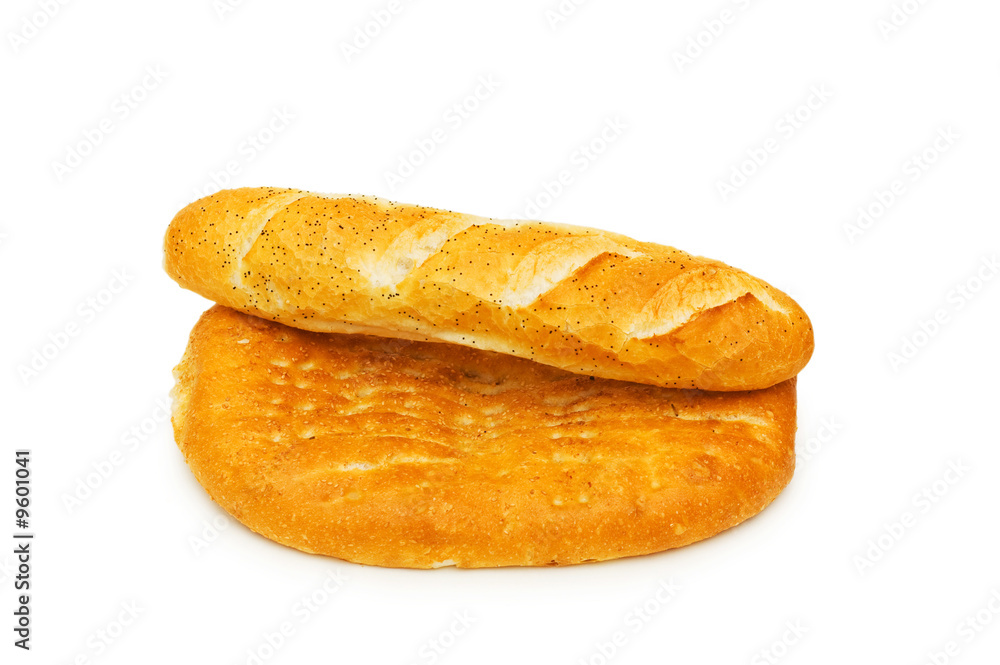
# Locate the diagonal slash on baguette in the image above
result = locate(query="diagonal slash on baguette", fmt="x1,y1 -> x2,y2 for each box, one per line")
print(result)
164,187 -> 813,391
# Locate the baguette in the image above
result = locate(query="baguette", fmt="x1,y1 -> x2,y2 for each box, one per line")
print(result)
165,187 -> 813,391
172,305 -> 798,568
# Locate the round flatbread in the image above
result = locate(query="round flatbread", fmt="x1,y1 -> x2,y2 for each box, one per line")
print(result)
171,305 -> 797,568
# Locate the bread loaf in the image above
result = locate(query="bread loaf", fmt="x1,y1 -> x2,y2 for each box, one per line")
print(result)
172,306 -> 798,568
165,187 -> 813,391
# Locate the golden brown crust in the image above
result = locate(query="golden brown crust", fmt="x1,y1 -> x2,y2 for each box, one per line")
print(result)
172,306 -> 798,568
164,187 -> 813,391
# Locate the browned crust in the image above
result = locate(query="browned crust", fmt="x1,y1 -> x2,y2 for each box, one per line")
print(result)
172,306 -> 798,569
164,187 -> 813,391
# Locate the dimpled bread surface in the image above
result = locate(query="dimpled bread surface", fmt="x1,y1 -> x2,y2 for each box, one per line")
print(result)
171,306 -> 798,568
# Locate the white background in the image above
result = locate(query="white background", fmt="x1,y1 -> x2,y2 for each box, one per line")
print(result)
3,0 -> 1000,663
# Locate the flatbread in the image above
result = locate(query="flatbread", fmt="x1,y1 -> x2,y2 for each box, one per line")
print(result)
171,306 -> 797,568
